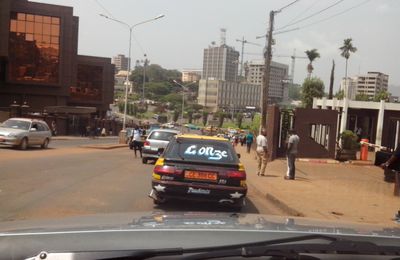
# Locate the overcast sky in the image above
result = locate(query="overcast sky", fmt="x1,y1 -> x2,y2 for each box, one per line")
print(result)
33,0 -> 400,94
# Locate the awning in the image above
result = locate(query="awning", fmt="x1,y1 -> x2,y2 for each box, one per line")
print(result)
44,106 -> 97,115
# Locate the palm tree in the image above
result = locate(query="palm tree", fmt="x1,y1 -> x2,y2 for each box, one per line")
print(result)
305,49 -> 320,78
339,38 -> 357,98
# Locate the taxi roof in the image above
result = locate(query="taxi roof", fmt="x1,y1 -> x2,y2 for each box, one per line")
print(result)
177,134 -> 228,141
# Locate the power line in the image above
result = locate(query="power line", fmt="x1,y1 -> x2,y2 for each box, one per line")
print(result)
285,0 -> 319,25
276,0 -> 301,13
284,0 -> 371,31
277,0 -> 346,30
93,0 -> 115,18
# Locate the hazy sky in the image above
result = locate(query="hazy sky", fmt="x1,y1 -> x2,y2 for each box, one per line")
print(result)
33,0 -> 400,93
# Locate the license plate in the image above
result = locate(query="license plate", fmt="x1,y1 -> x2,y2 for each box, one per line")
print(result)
185,171 -> 217,181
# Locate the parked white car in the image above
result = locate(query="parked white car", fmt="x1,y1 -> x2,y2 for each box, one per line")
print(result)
0,118 -> 52,150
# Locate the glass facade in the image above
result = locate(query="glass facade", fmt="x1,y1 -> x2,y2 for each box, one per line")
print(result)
71,64 -> 103,101
8,12 -> 60,83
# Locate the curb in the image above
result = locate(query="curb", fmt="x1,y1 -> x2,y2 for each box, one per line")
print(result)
79,144 -> 128,150
265,193 -> 305,217
298,158 -> 339,164
298,158 -> 374,166
247,182 -> 304,217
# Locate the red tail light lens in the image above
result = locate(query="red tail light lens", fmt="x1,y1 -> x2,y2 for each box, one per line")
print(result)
154,165 -> 180,175
144,141 -> 150,146
227,171 -> 246,180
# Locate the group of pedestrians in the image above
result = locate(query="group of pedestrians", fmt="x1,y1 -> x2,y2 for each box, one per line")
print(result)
254,128 -> 300,180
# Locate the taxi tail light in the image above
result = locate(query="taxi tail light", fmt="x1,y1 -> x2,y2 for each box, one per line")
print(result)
144,141 -> 150,146
227,170 -> 246,180
154,165 -> 180,175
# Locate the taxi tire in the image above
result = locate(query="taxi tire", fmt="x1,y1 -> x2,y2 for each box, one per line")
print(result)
231,198 -> 245,212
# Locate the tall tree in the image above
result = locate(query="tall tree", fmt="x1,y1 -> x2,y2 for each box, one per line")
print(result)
328,60 -> 335,99
202,111 -> 209,126
374,90 -> 389,102
304,49 -> 320,78
339,38 -> 357,98
236,113 -> 243,128
301,77 -> 325,108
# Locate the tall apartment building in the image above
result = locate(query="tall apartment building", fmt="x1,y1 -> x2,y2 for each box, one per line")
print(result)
112,54 -> 129,72
245,60 -> 289,103
198,79 -> 260,112
181,69 -> 201,82
340,72 -> 389,100
202,44 -> 239,81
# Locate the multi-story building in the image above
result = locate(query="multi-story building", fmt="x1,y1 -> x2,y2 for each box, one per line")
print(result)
0,0 -> 115,134
198,79 -> 260,112
341,72 -> 389,100
245,60 -> 289,103
181,69 -> 201,82
202,44 -> 239,81
112,54 -> 129,73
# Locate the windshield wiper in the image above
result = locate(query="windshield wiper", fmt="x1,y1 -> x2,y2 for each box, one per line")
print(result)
44,234 -> 400,260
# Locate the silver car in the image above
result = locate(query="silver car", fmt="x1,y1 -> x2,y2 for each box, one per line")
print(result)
141,129 -> 180,164
0,118 -> 52,150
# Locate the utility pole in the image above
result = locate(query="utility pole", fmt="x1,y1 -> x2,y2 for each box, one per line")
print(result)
260,10 -> 276,131
236,37 -> 260,78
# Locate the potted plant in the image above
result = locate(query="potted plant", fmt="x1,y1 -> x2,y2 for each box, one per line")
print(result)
336,130 -> 359,161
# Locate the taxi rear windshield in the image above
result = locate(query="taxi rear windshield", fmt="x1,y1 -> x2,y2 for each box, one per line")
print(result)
165,138 -> 238,164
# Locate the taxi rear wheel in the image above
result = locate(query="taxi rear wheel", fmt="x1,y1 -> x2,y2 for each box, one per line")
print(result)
231,198 -> 245,211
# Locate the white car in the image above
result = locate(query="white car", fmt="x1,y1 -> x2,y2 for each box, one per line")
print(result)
0,118 -> 52,150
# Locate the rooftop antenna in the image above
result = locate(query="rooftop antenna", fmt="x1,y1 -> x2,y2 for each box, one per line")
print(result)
220,28 -> 226,46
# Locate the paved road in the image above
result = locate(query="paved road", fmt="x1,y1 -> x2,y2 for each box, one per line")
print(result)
0,141 -> 283,222
50,137 -> 119,148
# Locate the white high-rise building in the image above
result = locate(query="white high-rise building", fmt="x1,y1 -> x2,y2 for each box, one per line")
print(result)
340,72 -> 389,100
245,60 -> 289,103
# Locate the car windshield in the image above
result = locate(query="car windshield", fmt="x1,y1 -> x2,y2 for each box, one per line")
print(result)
1,119 -> 30,130
1,1 -> 400,256
166,138 -> 238,164
149,131 -> 177,141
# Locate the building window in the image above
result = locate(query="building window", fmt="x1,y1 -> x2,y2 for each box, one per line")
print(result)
310,124 -> 330,150
71,64 -> 103,101
8,12 -> 60,84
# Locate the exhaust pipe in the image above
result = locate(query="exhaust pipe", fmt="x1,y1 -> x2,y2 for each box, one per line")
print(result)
148,189 -> 157,200
219,199 -> 234,205
148,189 -> 166,203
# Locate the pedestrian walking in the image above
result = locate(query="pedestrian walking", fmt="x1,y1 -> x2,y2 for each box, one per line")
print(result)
240,135 -> 246,146
256,129 -> 268,176
285,129 -> 300,180
246,131 -> 254,153
51,120 -> 57,136
132,126 -> 143,158
380,142 -> 400,222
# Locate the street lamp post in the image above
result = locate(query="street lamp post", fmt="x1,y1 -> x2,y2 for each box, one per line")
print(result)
100,13 -> 165,134
172,80 -> 196,131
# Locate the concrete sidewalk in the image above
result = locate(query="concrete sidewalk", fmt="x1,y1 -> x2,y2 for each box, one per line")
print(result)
52,136 -> 117,141
237,145 -> 399,225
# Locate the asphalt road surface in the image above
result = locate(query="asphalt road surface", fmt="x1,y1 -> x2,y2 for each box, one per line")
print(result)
0,140 -> 283,222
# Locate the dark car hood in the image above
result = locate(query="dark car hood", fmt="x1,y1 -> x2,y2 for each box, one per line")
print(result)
0,211 -> 399,238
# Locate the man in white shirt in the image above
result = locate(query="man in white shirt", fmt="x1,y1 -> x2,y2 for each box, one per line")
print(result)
285,129 -> 300,180
132,126 -> 142,158
256,128 -> 268,176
